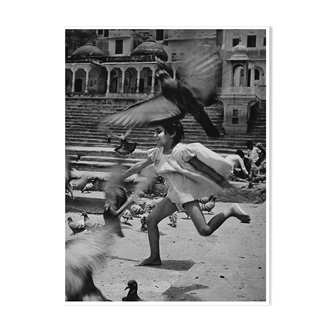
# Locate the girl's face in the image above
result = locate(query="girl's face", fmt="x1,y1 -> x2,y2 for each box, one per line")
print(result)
154,126 -> 173,148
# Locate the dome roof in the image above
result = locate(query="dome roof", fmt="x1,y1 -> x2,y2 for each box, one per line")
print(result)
229,40 -> 249,61
131,41 -> 168,61
72,42 -> 105,57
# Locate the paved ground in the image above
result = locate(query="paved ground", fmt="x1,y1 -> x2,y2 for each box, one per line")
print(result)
65,194 -> 266,302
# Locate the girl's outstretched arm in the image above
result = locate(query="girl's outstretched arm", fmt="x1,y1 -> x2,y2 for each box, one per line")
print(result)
121,158 -> 153,180
188,156 -> 230,188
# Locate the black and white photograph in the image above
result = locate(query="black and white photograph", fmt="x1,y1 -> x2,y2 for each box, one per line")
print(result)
65,28 -> 268,302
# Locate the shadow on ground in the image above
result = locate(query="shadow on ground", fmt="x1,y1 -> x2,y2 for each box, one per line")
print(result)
163,284 -> 209,301
149,260 -> 196,271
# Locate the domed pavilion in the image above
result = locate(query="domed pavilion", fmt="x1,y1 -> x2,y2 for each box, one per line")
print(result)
66,39 -> 172,97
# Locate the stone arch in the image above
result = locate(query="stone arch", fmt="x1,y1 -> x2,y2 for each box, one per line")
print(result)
124,67 -> 137,93
74,68 -> 87,93
87,67 -> 100,94
233,64 -> 244,87
110,68 -> 121,93
97,67 -> 108,94
254,66 -> 265,86
65,69 -> 73,94
139,67 -> 153,93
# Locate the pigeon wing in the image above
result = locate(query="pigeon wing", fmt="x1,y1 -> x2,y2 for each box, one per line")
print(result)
100,94 -> 183,129
177,45 -> 222,106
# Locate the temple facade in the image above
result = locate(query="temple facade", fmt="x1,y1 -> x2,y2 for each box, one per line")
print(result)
65,29 -> 267,133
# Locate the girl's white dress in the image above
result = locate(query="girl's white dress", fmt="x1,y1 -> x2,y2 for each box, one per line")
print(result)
147,143 -> 232,206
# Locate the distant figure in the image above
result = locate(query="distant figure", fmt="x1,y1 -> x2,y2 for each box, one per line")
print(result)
220,126 -> 226,139
225,150 -> 249,179
245,140 -> 262,173
106,132 -> 112,145
255,142 -> 266,167
246,140 -> 261,164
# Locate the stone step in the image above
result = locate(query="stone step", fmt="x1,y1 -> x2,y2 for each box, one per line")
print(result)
65,98 -> 266,176
65,137 -> 266,149
70,160 -> 134,171
65,130 -> 233,139
67,154 -> 144,164
65,138 -> 266,149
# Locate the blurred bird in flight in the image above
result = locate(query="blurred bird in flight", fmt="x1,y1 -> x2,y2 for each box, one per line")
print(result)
100,44 -> 222,138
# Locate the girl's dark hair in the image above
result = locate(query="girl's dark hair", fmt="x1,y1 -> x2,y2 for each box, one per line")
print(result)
159,120 -> 184,146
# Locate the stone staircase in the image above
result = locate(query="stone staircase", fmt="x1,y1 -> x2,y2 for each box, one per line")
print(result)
65,97 -> 266,178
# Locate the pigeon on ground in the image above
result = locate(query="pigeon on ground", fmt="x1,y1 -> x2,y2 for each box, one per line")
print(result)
122,280 -> 143,301
100,45 -> 222,138
120,209 -> 133,225
130,203 -> 145,217
168,212 -> 178,228
199,195 -> 216,204
67,217 -> 86,235
81,212 -> 103,230
71,176 -> 90,192
140,213 -> 148,231
199,195 -> 217,214
144,199 -> 156,213
81,179 -> 95,193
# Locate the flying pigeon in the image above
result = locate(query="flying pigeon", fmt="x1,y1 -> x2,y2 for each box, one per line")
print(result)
65,227 -> 115,301
113,128 -> 138,155
102,163 -> 158,235
100,45 -> 222,137
122,280 -> 143,301
102,165 -> 130,237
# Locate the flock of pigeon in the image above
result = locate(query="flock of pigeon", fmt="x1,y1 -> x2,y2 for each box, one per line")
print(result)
66,44 -> 224,301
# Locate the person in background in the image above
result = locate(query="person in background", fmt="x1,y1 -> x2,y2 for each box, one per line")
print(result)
245,140 -> 262,173
225,150 -> 249,179
255,142 -> 266,167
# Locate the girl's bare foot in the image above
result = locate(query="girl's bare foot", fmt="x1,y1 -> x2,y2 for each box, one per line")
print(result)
137,256 -> 162,266
230,203 -> 251,223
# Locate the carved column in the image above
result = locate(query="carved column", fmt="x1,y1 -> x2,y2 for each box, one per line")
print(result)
120,67 -> 125,93
71,69 -> 76,93
151,67 -> 156,94
136,66 -> 142,93
84,68 -> 91,93
106,68 -> 111,93
250,68 -> 255,87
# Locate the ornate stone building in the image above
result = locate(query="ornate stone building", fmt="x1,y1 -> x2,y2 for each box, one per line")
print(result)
65,29 -> 267,134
